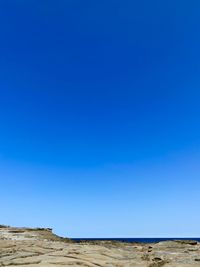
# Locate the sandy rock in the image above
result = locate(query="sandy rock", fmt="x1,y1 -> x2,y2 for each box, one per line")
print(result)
0,226 -> 200,266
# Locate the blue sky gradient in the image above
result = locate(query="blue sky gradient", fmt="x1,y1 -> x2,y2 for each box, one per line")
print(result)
0,0 -> 200,237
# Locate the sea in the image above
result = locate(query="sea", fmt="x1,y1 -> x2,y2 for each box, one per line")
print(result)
73,238 -> 200,243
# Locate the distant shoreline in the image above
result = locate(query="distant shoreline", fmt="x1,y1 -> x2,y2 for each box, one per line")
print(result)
73,237 -> 200,243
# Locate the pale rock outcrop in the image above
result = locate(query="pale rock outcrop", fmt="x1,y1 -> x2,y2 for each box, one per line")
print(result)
0,225 -> 200,266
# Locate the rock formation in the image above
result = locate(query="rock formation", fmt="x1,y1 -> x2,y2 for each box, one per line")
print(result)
0,225 -> 200,266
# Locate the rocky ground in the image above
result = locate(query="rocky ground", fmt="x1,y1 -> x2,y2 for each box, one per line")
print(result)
0,225 -> 200,266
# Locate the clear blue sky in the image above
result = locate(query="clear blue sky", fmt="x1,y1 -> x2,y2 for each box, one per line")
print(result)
0,0 -> 200,237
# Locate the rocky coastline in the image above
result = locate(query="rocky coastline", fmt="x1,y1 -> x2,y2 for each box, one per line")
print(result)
0,225 -> 200,266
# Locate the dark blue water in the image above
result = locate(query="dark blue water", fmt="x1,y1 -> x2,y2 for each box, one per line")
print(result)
73,238 -> 200,243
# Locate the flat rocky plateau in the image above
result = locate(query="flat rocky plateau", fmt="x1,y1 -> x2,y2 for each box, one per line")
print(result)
0,225 -> 200,267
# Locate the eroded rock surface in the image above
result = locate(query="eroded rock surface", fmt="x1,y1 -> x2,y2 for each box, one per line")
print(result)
0,225 -> 200,266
